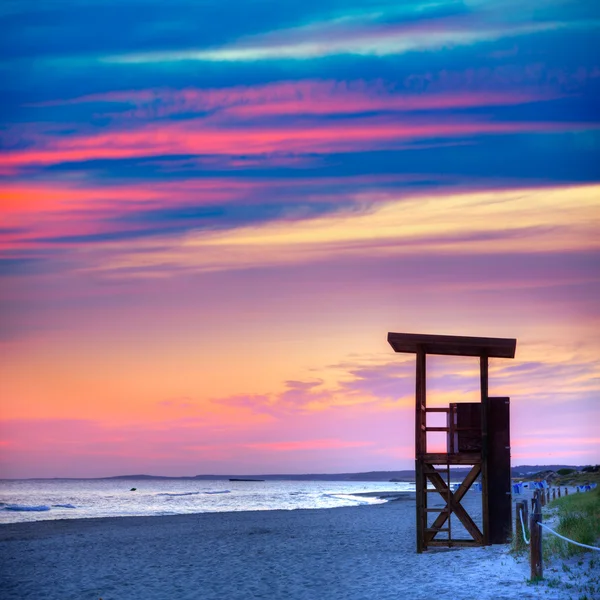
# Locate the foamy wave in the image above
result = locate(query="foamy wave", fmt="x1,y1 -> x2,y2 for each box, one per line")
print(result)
4,504 -> 51,512
156,492 -> 202,497
321,493 -> 371,506
156,490 -> 231,497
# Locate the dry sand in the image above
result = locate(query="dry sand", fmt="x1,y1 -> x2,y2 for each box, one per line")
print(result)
0,492 -> 597,600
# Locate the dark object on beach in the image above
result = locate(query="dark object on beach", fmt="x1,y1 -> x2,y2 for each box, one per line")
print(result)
130,488 -> 137,491
388,331 -> 516,552
229,478 -> 265,482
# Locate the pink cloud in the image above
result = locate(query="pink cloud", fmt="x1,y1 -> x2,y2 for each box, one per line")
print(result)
243,439 -> 373,452
3,117 -> 594,170
44,81 -> 555,120
0,172 -> 447,256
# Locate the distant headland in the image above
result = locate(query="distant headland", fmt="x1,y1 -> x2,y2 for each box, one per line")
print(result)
9,464 -> 591,482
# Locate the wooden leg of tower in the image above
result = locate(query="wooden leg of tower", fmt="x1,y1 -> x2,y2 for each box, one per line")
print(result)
480,354 -> 490,545
416,459 -> 425,553
446,461 -> 451,541
415,348 -> 426,553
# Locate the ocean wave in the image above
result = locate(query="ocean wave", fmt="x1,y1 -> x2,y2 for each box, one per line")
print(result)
156,492 -> 202,497
155,490 -> 231,497
4,504 -> 51,512
321,493 -> 371,506
52,504 -> 77,509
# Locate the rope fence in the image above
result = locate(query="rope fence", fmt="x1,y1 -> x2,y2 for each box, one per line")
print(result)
518,507 -> 530,545
538,522 -> 600,552
520,487 -> 599,580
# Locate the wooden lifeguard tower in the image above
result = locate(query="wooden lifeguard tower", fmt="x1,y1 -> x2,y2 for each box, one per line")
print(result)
387,332 -> 517,552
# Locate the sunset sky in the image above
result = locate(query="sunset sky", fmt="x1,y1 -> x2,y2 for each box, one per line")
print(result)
1,0 -> 599,478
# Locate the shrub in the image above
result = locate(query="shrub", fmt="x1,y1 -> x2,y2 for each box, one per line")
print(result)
557,468 -> 576,476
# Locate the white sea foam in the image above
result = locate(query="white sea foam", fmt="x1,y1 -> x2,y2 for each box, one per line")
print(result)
321,493 -> 372,506
156,492 -> 202,497
4,504 -> 51,512
0,479 -> 414,524
156,490 -> 230,497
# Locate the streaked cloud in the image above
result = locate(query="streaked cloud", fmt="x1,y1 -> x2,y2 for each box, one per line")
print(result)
90,184 -> 600,277
103,13 -> 573,64
6,116 -> 592,171
37,80 -> 560,119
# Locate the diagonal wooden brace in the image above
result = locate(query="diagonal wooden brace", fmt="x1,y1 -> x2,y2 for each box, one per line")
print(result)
424,464 -> 483,543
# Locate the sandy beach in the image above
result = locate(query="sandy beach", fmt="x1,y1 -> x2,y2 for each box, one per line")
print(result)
2,492 -> 596,600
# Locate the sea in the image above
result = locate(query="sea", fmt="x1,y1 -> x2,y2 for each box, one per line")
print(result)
0,478 -> 416,524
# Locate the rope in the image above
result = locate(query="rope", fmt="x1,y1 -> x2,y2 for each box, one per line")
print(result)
519,508 -> 530,545
538,522 -> 600,552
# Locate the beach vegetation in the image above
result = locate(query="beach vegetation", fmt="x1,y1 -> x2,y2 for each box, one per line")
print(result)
557,468 -> 575,476
582,466 -> 599,473
544,487 -> 600,558
554,470 -> 600,487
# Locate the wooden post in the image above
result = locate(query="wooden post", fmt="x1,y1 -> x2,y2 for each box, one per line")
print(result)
552,488 -> 556,501
557,486 -> 561,498
540,488 -> 546,507
480,354 -> 490,545
415,347 -> 426,553
565,487 -> 568,496
530,498 -> 543,580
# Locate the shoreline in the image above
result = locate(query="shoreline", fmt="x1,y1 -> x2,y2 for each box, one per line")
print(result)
0,492 -> 412,535
0,494 -> 533,600
1,493 -> 595,600
0,483 -> 414,525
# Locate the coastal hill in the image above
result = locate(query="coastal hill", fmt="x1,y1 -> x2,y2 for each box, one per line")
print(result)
99,465 -> 591,482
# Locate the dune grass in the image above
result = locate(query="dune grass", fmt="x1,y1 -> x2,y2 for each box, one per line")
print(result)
544,487 -> 600,558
